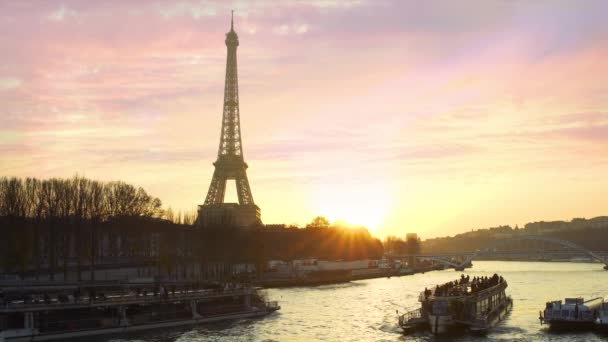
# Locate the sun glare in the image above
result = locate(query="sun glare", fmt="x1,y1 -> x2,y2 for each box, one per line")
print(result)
311,182 -> 392,231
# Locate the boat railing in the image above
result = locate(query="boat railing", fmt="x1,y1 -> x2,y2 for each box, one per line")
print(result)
421,281 -> 506,301
399,307 -> 423,326
419,284 -> 469,301
0,288 -> 255,312
469,281 -> 507,301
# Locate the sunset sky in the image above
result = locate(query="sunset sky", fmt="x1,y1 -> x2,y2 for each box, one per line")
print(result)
1,0 -> 607,239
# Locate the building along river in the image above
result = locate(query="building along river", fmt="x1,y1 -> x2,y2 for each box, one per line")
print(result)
109,261 -> 608,342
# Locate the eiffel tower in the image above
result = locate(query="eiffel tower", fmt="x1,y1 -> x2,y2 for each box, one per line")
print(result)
197,12 -> 262,228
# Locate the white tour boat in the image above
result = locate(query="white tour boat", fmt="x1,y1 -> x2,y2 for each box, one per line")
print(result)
399,274 -> 512,335
539,297 -> 602,330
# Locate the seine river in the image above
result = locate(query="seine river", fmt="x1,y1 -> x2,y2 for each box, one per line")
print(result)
112,261 -> 608,341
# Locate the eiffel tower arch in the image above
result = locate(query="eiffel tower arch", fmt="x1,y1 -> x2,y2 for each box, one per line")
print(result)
197,13 -> 262,229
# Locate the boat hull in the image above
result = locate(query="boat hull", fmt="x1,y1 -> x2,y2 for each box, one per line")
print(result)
544,319 -> 596,331
428,314 -> 453,334
3,308 -> 277,342
470,297 -> 512,333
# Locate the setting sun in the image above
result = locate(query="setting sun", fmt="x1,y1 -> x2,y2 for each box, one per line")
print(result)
1,0 -> 607,239
310,181 -> 392,230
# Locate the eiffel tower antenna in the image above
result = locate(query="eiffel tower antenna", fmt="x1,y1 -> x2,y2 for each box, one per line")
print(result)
197,12 -> 261,228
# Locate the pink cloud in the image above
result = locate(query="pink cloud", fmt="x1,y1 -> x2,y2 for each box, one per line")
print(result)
1,0 -> 608,236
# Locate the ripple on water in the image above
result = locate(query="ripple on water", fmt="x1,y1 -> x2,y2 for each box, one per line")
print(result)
103,261 -> 607,342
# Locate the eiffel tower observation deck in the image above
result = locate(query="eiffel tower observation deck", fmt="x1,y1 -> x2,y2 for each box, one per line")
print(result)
197,12 -> 262,229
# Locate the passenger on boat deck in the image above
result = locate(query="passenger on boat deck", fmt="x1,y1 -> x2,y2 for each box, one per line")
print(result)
470,273 -> 503,294
432,274 -> 504,296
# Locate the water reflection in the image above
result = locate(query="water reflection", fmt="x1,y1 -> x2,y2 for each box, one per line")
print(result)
108,261 -> 607,342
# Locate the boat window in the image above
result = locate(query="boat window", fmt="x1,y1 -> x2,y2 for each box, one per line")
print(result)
6,313 -> 24,329
432,300 -> 448,315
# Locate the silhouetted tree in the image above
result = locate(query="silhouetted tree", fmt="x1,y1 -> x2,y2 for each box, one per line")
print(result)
306,216 -> 330,229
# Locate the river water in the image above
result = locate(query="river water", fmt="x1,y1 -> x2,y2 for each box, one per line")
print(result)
112,261 -> 608,341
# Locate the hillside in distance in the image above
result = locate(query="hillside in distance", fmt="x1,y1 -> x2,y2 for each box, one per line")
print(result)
421,216 -> 608,254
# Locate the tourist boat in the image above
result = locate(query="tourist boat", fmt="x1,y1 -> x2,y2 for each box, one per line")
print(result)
398,274 -> 512,334
0,286 -> 279,341
539,297 -> 602,330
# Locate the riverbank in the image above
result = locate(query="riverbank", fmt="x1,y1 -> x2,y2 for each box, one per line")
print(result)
0,266 -> 446,292
255,265 -> 443,288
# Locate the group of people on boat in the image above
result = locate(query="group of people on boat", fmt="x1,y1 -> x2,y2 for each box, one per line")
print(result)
471,274 -> 504,293
424,273 -> 505,298
427,280 -> 467,297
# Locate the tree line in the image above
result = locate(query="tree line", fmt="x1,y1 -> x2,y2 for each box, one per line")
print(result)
0,175 -> 163,221
383,234 -> 421,255
0,175 -> 165,280
0,177 -> 386,282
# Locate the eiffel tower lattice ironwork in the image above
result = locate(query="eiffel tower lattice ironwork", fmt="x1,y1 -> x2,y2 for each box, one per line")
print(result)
198,12 -> 261,228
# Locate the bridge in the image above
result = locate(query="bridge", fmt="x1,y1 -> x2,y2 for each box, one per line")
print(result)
389,235 -> 608,270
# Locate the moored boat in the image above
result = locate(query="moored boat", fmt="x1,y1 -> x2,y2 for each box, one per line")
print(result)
539,297 -> 602,331
398,274 -> 512,335
0,285 -> 279,341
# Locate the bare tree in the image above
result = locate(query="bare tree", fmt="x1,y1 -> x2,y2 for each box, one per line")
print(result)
25,178 -> 43,279
40,179 -> 61,280
87,180 -> 106,282
71,176 -> 90,281
0,177 -> 26,217
0,175 -> 176,281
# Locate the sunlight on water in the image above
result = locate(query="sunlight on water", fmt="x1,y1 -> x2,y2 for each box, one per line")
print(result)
108,261 -> 608,342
